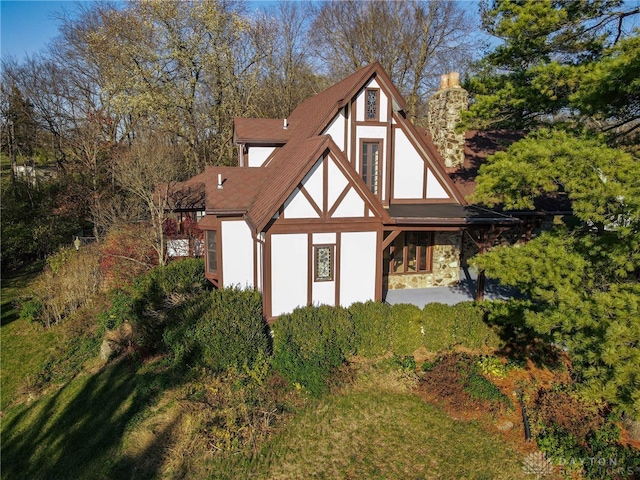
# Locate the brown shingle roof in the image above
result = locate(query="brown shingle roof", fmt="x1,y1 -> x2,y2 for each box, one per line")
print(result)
247,135 -> 332,231
449,130 -> 525,199
203,166 -> 267,213
166,170 -> 207,211
234,118 -> 292,144
179,62 -> 475,231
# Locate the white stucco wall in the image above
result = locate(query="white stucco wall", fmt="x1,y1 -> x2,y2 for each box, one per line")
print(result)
340,231 -> 377,306
323,110 -> 346,151
221,220 -> 254,288
327,157 -> 349,210
247,146 -> 275,167
332,187 -> 365,217
393,129 -> 424,199
256,240 -> 263,291
426,168 -> 450,199
302,158 -> 323,203
283,188 -> 320,219
271,233 -> 308,316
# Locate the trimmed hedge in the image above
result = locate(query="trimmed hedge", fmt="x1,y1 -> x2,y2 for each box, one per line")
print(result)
389,303 -> 423,356
350,301 -> 391,357
271,300 -> 500,394
422,302 -> 500,351
272,305 -> 355,396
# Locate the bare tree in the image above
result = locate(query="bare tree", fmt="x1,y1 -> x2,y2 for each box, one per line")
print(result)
113,135 -> 181,266
310,0 -> 477,123
249,1 -> 328,118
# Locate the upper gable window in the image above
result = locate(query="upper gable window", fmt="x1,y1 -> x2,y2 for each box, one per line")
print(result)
362,141 -> 381,195
366,89 -> 379,121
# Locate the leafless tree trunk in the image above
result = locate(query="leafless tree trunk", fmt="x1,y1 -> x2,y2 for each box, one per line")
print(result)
113,135 -> 181,267
310,0 -> 477,123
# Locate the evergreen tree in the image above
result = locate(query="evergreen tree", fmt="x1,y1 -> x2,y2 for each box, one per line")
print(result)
466,0 -> 640,418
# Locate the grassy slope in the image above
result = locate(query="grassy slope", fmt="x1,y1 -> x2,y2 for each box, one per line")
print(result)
2,270 -> 528,479
212,371 -> 528,480
1,359 -> 531,480
0,267 -> 60,410
1,359 -> 167,480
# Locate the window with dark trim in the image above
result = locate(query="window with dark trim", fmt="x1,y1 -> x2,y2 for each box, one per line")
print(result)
365,88 -> 378,121
314,244 -> 334,281
390,232 -> 432,274
362,141 -> 380,195
206,230 -> 218,274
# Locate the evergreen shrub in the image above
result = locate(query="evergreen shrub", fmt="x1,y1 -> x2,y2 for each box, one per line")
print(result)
421,303 -> 454,350
193,287 -> 269,373
422,302 -> 500,351
389,303 -> 423,356
272,305 -> 355,396
349,301 -> 391,357
105,258 -> 206,350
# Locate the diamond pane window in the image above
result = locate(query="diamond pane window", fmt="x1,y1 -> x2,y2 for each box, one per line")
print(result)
315,245 -> 333,281
366,89 -> 378,120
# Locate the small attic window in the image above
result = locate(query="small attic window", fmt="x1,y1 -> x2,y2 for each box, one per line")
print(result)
366,89 -> 379,121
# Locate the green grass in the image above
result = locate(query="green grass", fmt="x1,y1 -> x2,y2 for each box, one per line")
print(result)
0,265 -> 62,410
1,358 -> 175,480
210,370 -> 529,480
2,273 -> 530,479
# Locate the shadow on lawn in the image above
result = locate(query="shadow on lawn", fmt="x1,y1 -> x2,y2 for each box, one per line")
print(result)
1,267 -> 41,328
2,358 -> 182,480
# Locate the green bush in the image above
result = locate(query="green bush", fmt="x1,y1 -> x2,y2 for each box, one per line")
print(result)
128,258 -> 207,350
195,288 -> 269,373
350,301 -> 391,357
422,302 -> 500,351
163,287 -> 269,374
535,415 -> 640,479
389,303 -> 423,356
272,305 -> 355,396
379,354 -> 417,374
421,303 -> 455,350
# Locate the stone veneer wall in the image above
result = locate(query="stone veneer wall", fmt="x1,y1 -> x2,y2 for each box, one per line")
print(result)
427,86 -> 468,169
387,232 -> 462,289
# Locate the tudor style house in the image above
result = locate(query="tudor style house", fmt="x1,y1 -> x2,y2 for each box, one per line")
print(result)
176,63 -> 520,321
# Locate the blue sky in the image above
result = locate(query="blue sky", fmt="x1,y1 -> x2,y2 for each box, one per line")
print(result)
0,0 -> 278,61
2,0 -> 638,63
1,1 -> 79,60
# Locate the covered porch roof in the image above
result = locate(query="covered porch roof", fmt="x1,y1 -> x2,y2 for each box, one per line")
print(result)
386,203 -> 521,227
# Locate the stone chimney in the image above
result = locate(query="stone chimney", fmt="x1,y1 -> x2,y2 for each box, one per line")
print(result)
427,72 -> 468,169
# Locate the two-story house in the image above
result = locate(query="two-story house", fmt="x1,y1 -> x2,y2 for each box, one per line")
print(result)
178,62 -> 519,321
